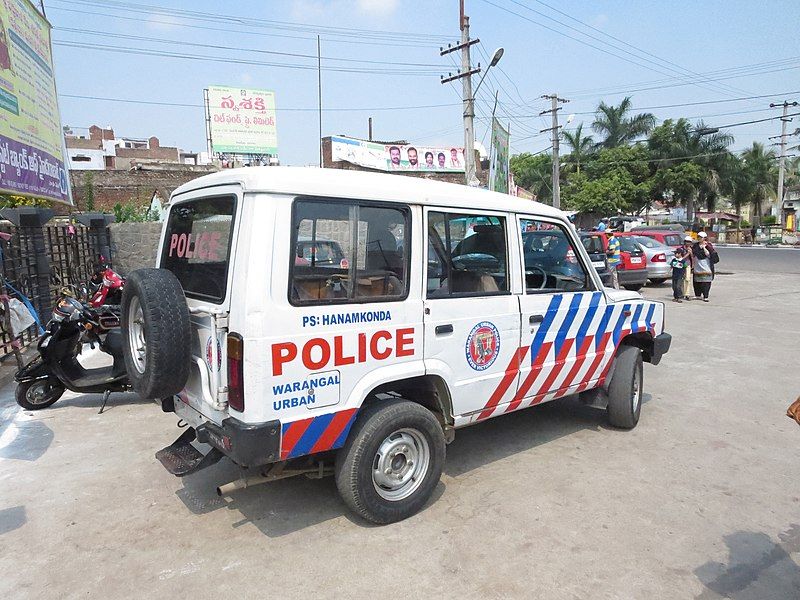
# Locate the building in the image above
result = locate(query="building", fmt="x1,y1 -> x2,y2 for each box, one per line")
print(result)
65,125 -> 209,170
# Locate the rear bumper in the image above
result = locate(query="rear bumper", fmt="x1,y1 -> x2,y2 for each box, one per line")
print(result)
196,417 -> 281,468
646,264 -> 672,279
617,268 -> 649,285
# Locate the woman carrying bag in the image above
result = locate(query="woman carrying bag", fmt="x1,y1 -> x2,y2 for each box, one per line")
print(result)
692,232 -> 718,302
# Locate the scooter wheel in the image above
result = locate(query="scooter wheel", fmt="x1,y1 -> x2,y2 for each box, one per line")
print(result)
15,379 -> 65,410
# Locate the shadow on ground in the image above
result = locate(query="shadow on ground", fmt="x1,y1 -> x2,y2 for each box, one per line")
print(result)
0,505 -> 26,535
170,394 -> 649,537
694,524 -> 800,599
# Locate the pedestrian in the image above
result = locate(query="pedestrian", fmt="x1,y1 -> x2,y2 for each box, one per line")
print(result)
692,232 -> 715,302
670,236 -> 693,302
750,225 -> 757,245
605,229 -> 621,289
597,217 -> 608,232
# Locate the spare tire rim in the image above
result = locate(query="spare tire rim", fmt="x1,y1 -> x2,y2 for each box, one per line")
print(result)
128,296 -> 147,374
372,428 -> 430,502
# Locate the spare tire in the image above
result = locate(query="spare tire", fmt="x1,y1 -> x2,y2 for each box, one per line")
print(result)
121,268 -> 191,399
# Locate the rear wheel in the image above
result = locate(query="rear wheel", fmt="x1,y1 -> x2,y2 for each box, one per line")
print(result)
121,269 -> 191,399
335,399 -> 445,524
607,344 -> 643,429
15,379 -> 65,410
623,284 -> 644,291
649,278 -> 667,286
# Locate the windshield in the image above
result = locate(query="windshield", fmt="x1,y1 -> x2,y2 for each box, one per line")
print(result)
161,196 -> 236,304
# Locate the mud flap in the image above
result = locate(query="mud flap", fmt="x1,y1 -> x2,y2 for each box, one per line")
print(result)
155,427 -> 223,476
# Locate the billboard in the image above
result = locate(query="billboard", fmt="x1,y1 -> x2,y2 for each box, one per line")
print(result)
331,136 -> 465,173
206,86 -> 278,155
0,0 -> 70,204
489,118 -> 510,194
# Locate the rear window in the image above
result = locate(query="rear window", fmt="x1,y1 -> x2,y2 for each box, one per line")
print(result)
618,237 -> 639,252
634,236 -> 660,248
161,196 -> 236,304
580,235 -> 604,253
663,234 -> 682,246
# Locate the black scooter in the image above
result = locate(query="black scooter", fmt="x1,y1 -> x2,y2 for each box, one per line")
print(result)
14,296 -> 129,411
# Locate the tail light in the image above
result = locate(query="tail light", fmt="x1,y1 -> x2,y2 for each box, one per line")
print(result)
652,253 -> 666,262
565,248 -> 578,264
227,332 -> 244,412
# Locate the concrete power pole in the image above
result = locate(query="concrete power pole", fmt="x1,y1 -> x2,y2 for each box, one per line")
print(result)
440,7 -> 481,186
540,94 -> 569,209
771,100 -> 798,217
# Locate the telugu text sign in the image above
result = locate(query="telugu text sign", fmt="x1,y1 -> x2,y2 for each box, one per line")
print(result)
207,86 -> 278,155
331,136 -> 465,173
0,0 -> 69,203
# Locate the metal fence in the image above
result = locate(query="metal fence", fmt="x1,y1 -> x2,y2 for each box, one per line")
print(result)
0,208 -> 113,361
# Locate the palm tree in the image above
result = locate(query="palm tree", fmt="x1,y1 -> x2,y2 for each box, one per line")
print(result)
592,96 -> 656,149
740,142 -> 778,226
561,123 -> 594,174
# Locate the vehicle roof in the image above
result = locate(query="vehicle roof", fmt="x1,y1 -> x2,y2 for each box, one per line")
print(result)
171,166 -> 565,220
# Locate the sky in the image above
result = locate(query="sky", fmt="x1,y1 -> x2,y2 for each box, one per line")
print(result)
49,0 -> 800,166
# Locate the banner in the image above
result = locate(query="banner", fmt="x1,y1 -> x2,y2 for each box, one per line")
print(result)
489,118 -> 510,194
331,136 -> 465,173
0,0 -> 70,204
207,86 -> 278,155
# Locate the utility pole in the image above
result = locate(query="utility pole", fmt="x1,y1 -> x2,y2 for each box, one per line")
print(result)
540,94 -> 569,209
317,35 -> 323,168
770,100 -> 798,217
440,5 -> 481,186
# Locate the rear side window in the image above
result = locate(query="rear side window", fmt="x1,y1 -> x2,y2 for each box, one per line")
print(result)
290,199 -> 409,305
161,196 -> 236,303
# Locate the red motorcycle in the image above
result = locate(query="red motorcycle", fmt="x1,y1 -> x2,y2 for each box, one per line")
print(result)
89,256 -> 124,307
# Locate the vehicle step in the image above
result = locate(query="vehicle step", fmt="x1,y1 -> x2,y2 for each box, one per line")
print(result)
155,427 -> 223,476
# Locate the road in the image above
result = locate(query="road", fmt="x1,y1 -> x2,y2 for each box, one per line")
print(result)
718,246 -> 800,274
1,250 -> 799,599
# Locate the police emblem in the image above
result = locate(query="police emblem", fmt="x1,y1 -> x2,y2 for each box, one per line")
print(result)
465,321 -> 500,371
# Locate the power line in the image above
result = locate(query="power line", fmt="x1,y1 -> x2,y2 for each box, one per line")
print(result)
53,41 -> 443,76
59,93 -> 462,113
54,27 -> 445,68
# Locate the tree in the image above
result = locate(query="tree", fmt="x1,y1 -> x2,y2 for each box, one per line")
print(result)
740,142 -> 777,226
561,123 -> 594,174
592,96 -> 656,149
509,152 -> 553,203
83,171 -> 95,212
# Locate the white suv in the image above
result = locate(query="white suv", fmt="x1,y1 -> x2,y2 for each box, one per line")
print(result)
119,167 -> 671,524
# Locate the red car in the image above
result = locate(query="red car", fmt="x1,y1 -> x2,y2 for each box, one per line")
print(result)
628,229 -> 685,252
615,236 -> 648,291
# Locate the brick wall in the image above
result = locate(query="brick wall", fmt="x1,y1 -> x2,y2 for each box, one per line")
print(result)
69,165 -> 219,213
108,221 -> 163,275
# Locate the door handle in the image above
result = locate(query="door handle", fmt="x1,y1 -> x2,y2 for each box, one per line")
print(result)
435,324 -> 453,335
530,314 -> 544,324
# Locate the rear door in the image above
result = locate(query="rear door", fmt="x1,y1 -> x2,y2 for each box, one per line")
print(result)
160,186 -> 241,418
514,217 -> 605,411
423,208 -> 522,418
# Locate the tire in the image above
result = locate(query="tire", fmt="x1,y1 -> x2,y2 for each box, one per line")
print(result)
607,344 -> 643,429
15,379 -> 65,410
649,278 -> 667,286
121,268 -> 191,399
335,399 -> 445,524
623,284 -> 643,291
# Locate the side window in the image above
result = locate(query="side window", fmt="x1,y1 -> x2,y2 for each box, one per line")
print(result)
520,219 -> 592,293
427,211 -> 508,298
290,199 -> 409,304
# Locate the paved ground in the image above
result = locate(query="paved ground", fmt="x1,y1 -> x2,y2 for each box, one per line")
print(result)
1,249 -> 799,599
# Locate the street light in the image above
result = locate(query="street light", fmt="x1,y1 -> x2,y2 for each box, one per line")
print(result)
472,47 -> 504,100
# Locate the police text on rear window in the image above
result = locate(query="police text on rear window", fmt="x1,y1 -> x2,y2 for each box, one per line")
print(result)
161,196 -> 236,303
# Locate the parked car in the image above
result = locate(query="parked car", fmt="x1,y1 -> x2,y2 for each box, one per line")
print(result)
631,229 -> 685,251
620,234 -> 672,285
296,237 -> 346,267
616,236 -> 649,291
578,231 -> 614,287
118,167 -> 671,524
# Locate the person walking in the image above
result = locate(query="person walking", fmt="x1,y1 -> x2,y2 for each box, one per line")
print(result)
605,229 -> 621,289
670,237 -> 693,302
692,233 -> 715,302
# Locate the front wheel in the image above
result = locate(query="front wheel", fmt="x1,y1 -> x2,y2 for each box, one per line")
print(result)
606,344 -> 643,429
335,399 -> 445,524
15,379 -> 65,410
